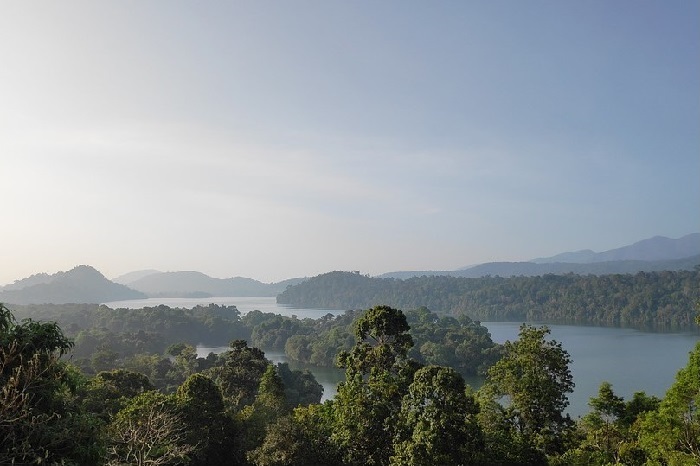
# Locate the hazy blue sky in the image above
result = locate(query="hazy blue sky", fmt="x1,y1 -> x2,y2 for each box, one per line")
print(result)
1,1 -> 698,284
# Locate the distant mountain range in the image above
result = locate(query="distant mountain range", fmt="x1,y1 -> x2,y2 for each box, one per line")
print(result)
0,266 -> 305,305
530,233 -> 700,264
117,270 -> 305,298
1,234 -> 697,304
379,234 -> 700,279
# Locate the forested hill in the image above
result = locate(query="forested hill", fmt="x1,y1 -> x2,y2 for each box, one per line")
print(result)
124,271 -> 305,298
0,265 -> 146,304
277,270 -> 700,329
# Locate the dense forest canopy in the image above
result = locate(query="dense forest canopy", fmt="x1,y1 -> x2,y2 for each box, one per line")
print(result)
277,270 -> 700,329
2,301 -> 699,465
9,302 -> 502,379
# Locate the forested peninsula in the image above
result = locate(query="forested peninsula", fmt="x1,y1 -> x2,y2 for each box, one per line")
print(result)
277,270 -> 700,329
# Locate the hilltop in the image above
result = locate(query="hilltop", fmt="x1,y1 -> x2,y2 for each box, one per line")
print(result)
122,271 -> 305,298
0,265 -> 146,304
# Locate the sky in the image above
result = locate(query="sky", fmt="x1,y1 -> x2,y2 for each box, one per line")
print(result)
1,1 -> 698,285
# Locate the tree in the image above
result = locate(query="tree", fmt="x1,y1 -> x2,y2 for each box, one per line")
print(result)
558,381 -> 660,465
337,304 -> 413,377
332,305 -> 418,466
176,373 -> 236,466
276,362 -> 323,407
391,365 -> 484,466
83,369 -> 154,419
0,303 -> 102,465
248,404 -> 343,466
563,382 -> 635,465
239,364 -> 290,463
482,324 -> 574,455
638,341 -> 700,465
107,390 -> 196,466
206,339 -> 270,413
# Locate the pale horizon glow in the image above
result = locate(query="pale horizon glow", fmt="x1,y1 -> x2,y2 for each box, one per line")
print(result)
1,1 -> 698,285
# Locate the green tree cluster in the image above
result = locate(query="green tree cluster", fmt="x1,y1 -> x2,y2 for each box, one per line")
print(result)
4,300 -> 700,465
278,270 -> 700,329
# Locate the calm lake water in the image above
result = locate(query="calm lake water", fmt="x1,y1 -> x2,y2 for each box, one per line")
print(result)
103,296 -> 346,319
484,322 -> 699,417
103,296 -> 700,417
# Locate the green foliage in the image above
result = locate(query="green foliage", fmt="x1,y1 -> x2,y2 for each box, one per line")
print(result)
239,365 -> 290,462
107,390 -> 195,466
0,303 -> 103,465
406,307 -> 502,376
249,405 -> 343,466
7,296 -> 700,466
337,305 -> 413,377
176,373 -> 236,466
391,366 -> 484,466
476,398 -> 548,465
276,362 -> 323,407
278,270 -> 700,329
563,382 -> 646,465
482,324 -> 574,456
284,311 -> 359,367
331,306 -> 419,466
83,369 -> 155,419
637,341 -> 700,465
251,315 -> 306,351
206,339 -> 271,413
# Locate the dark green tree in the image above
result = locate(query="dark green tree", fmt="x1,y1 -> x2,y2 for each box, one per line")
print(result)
560,381 -> 645,465
482,324 -> 574,456
82,368 -> 154,420
206,339 -> 270,413
337,305 -> 413,377
239,364 -> 289,464
638,341 -> 700,464
332,305 -> 418,466
0,303 -> 102,465
276,362 -> 323,407
391,365 -> 484,465
248,404 -> 343,466
176,373 -> 236,466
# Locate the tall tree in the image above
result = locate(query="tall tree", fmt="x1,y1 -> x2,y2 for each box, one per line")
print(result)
482,324 -> 574,456
176,373 -> 236,466
239,364 -> 290,464
248,404 -> 343,466
206,339 -> 270,413
82,369 -> 154,420
332,305 -> 418,466
391,365 -> 484,466
107,390 -> 195,466
0,303 -> 102,465
638,341 -> 700,465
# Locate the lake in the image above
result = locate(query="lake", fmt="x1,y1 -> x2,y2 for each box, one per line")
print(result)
483,322 -> 699,417
103,296 -> 347,320
103,296 -> 700,417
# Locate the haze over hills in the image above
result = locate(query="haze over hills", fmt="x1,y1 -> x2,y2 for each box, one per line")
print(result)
1,234 -> 697,304
112,269 -> 162,285
379,234 -> 700,279
0,266 -> 306,304
122,271 -> 305,298
530,233 -> 700,264
0,265 -> 146,304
